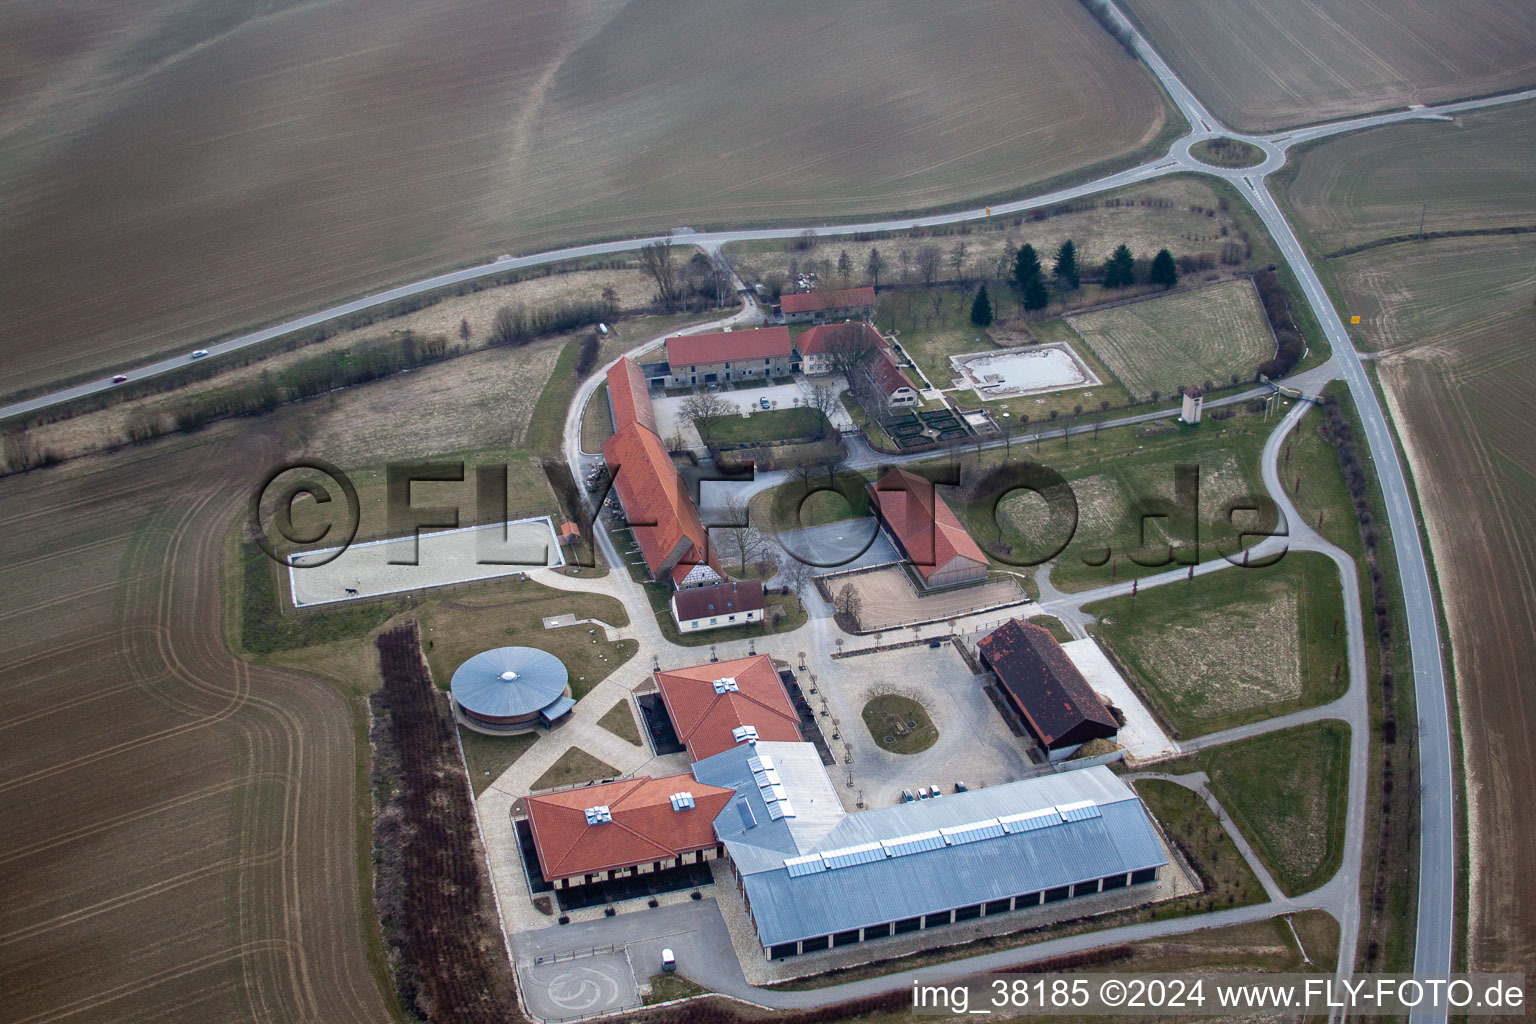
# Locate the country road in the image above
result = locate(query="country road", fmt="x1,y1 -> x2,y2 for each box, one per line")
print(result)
16,2 -> 1534,1017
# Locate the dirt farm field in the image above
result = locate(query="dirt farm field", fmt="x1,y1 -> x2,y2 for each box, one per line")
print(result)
1276,103 -> 1536,973
1123,0 -> 1536,131
0,426 -> 392,1022
1339,236 -> 1536,975
0,0 -> 1170,395
1275,104 -> 1536,255
1065,279 -> 1276,400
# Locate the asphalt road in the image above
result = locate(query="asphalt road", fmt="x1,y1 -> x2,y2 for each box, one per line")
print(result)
17,1 -> 1534,1011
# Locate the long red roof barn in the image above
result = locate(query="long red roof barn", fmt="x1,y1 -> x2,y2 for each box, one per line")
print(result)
866,467 -> 987,585
524,773 -> 733,882
778,286 -> 876,316
606,357 -> 657,434
601,422 -> 708,579
977,619 -> 1118,751
655,654 -> 802,761
665,326 -> 792,370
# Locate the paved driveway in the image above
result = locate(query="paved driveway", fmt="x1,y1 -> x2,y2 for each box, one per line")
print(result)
815,642 -> 1043,807
518,953 -> 638,1020
652,378 -> 855,446
773,520 -> 897,573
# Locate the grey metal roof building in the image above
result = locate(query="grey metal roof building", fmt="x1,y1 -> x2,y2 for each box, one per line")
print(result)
699,756 -> 1166,957
450,646 -> 573,726
691,741 -> 847,870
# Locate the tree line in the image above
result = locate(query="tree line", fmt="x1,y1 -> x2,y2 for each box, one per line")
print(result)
966,239 -> 1179,325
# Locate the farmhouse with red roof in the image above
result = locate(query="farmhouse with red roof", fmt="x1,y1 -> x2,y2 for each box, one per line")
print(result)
866,467 -> 988,589
671,579 -> 765,633
654,653 -> 803,761
524,774 -> 734,888
662,326 -> 794,387
775,286 -> 875,323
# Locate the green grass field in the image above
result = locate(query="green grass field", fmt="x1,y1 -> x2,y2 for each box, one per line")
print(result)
705,407 -> 830,446
947,405 -> 1279,591
597,698 -> 643,746
1123,0 -> 1536,131
1065,278 -> 1276,400
459,729 -> 538,797
1190,138 -> 1264,168
531,748 -> 620,792
1170,723 -> 1351,897
419,582 -> 636,701
1086,552 -> 1349,737
1134,780 -> 1267,909
861,694 -> 939,754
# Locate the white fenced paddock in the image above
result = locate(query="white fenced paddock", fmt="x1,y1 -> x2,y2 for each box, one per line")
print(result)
287,515 -> 564,607
953,343 -> 1100,398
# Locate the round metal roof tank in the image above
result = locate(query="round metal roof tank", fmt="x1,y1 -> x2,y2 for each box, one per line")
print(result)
450,647 -> 569,720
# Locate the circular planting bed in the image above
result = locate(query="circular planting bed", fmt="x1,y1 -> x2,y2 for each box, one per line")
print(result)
1190,138 -> 1264,168
861,693 -> 939,754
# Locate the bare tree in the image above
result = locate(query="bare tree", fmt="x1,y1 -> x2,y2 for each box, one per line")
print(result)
715,494 -> 765,575
824,323 -> 881,381
638,239 -> 681,310
458,317 -> 471,341
488,305 -> 527,347
3,428 -> 40,473
836,249 -> 853,287
866,248 -> 886,291
680,389 -> 731,444
915,247 -> 943,289
948,241 -> 970,283
780,558 -> 812,611
601,285 -> 620,315
805,384 -> 838,438
834,583 -> 863,625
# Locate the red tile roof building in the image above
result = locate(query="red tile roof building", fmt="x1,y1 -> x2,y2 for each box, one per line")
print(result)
671,580 -> 765,633
777,286 -> 876,322
977,619 -> 1118,756
866,468 -> 988,589
664,326 -> 794,385
796,321 -> 917,407
606,357 -> 658,434
655,654 -> 802,761
524,774 -> 734,887
601,422 -> 713,584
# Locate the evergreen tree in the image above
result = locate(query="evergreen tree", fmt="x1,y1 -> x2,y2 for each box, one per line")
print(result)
1103,244 -> 1136,288
837,249 -> 853,284
1023,276 -> 1049,311
1150,248 -> 1178,288
1012,244 -> 1042,293
970,285 -> 994,326
1053,239 -> 1080,289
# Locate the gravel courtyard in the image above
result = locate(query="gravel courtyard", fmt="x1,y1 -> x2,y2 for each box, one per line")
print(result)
816,642 -> 1044,808
834,566 -> 1028,633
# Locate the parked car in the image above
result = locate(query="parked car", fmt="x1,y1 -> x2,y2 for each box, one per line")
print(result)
916,786 -> 930,800
759,397 -> 771,410
661,948 -> 676,973
901,789 -> 915,803
189,349 -> 209,359
954,781 -> 968,793
930,783 -> 942,797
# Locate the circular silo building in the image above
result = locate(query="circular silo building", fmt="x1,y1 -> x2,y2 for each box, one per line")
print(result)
450,646 -> 574,732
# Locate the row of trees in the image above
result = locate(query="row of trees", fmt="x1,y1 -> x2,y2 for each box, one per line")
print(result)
638,240 -> 734,312
370,621 -> 521,1023
963,239 -> 1179,324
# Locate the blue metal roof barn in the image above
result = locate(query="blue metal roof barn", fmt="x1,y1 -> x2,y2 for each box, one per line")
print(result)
450,647 -> 571,726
